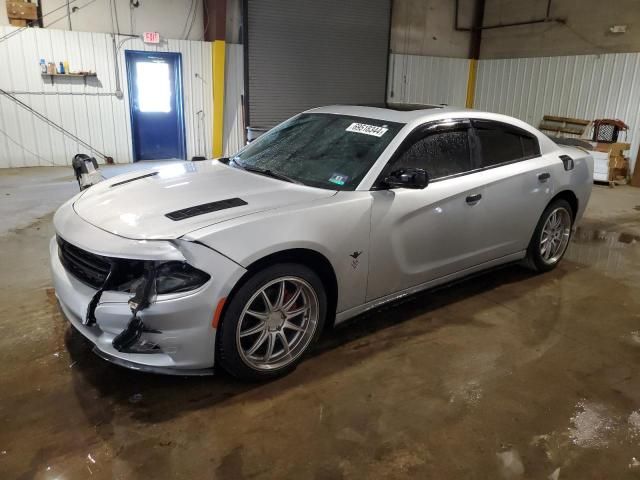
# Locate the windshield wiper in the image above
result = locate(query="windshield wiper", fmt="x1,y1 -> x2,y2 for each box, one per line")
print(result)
231,158 -> 302,184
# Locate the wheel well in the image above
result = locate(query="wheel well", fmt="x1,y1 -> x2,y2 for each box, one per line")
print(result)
231,249 -> 339,327
550,190 -> 578,218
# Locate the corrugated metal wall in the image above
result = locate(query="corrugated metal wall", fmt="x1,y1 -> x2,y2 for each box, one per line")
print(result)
387,53 -> 470,107
475,53 -> 640,171
0,26 -> 214,167
223,44 -> 244,157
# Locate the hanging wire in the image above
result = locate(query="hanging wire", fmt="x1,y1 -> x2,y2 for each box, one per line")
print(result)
180,0 -> 197,39
0,0 -> 83,43
0,87 -> 108,160
185,0 -> 201,39
43,0 -> 100,29
110,0 -> 121,34
203,0 -> 210,37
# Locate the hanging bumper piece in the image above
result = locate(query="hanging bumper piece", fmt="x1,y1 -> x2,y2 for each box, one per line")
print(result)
82,261 -> 162,354
112,263 -> 162,353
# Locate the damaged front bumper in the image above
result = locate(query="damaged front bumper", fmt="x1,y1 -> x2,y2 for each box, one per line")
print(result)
49,209 -> 246,374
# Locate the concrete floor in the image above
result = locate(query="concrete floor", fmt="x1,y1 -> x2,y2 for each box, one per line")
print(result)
1,167 -> 640,479
0,161 -> 182,235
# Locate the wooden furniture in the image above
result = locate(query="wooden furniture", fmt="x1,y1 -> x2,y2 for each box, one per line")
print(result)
539,115 -> 590,137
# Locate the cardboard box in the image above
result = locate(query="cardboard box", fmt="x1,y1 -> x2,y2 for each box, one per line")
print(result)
609,155 -> 628,169
593,142 -> 631,154
610,168 -> 628,182
6,1 -> 38,21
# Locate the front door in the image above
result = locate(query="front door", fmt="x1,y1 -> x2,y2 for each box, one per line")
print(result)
125,51 -> 186,161
366,120 -> 488,301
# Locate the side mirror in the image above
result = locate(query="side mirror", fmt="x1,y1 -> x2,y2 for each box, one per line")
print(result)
384,168 -> 429,189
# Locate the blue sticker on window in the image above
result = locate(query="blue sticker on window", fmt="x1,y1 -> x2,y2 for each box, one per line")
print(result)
328,173 -> 349,186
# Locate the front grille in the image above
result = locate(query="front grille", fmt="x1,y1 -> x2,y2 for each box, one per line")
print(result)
57,236 -> 111,289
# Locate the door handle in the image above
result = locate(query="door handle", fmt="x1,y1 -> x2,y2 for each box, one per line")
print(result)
538,172 -> 551,182
466,193 -> 482,204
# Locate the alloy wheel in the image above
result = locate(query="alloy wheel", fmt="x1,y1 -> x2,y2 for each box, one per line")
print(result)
539,207 -> 571,264
236,276 -> 319,371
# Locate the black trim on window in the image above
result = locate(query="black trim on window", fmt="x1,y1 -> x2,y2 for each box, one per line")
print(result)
372,118 -> 474,189
372,118 -> 543,190
471,119 -> 541,167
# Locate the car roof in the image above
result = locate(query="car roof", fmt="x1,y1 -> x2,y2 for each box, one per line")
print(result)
305,104 -> 471,124
304,104 -> 558,155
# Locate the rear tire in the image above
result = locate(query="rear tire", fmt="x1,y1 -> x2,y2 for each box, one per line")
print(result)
216,263 -> 326,381
525,198 -> 574,272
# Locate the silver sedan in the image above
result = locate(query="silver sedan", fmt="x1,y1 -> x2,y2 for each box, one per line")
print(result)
50,105 -> 593,380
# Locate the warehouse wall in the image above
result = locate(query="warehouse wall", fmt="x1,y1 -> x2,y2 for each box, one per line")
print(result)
390,0 -> 472,57
391,0 -> 640,59
0,0 -> 7,26
481,0 -> 640,59
0,25 -> 214,167
388,49 -> 639,172
223,43 -> 244,156
387,53 -> 469,106
0,0 -> 204,41
475,52 -> 640,172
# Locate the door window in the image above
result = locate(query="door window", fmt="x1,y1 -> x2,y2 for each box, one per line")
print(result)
391,127 -> 472,180
135,61 -> 171,113
473,120 -> 540,168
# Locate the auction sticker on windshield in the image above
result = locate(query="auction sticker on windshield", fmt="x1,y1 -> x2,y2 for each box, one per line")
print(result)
346,123 -> 388,137
329,173 -> 349,186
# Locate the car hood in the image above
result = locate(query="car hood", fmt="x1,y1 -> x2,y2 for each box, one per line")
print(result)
73,161 -> 336,240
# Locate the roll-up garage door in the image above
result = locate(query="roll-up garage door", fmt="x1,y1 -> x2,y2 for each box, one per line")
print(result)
246,0 -> 391,128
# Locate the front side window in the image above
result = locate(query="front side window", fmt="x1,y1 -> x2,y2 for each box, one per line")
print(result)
474,120 -> 540,167
232,113 -> 404,190
391,126 -> 473,180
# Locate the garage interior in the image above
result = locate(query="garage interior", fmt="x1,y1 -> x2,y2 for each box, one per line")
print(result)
2,0 -> 640,478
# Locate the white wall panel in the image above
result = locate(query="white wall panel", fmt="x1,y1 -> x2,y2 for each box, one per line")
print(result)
0,26 -> 214,168
475,52 -> 640,172
387,53 -> 469,107
223,44 -> 244,156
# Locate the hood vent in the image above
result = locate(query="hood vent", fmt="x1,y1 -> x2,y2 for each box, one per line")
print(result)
111,171 -> 159,187
165,197 -> 248,221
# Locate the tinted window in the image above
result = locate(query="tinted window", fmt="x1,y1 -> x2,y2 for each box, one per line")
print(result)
233,113 -> 404,190
392,128 -> 472,180
522,135 -> 538,157
474,121 -> 540,167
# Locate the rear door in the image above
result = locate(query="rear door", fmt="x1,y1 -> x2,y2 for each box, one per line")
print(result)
468,119 -> 553,259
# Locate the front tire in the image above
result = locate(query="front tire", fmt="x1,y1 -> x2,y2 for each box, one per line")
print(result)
216,263 -> 326,381
525,198 -> 574,272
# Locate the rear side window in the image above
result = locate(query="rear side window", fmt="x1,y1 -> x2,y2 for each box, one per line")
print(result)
474,120 -> 540,167
392,128 -> 472,180
522,135 -> 538,157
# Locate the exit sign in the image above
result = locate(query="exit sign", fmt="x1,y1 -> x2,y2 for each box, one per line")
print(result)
143,32 -> 160,44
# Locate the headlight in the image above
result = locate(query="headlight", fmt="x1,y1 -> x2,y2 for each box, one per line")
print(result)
155,261 -> 211,294
114,261 -> 210,294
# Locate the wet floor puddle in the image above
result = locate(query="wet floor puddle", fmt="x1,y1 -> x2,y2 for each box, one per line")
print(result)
572,226 -> 640,245
564,225 -> 640,280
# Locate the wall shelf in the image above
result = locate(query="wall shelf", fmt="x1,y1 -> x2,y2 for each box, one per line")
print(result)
41,73 -> 97,86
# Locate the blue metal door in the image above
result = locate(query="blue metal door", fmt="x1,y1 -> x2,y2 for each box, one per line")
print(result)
126,51 -> 186,161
